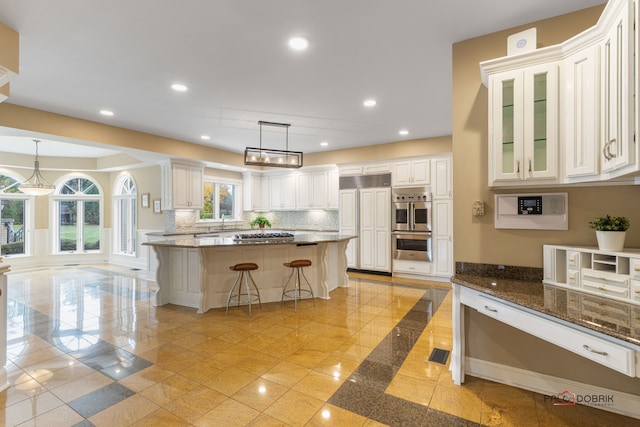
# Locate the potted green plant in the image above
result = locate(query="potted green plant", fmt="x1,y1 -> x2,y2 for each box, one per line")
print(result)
250,215 -> 272,229
588,214 -> 630,251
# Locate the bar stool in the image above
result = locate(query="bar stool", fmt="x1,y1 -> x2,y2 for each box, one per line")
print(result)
282,259 -> 315,311
226,262 -> 261,316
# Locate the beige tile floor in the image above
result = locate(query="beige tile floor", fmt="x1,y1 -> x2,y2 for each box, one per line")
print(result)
0,265 -> 636,426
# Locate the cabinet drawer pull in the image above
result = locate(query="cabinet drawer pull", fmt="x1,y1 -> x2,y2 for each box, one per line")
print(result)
598,287 -> 606,291
528,158 -> 532,173
635,290 -> 640,294
583,345 -> 608,356
516,160 -> 520,174
484,306 -> 498,313
569,256 -> 576,262
635,267 -> 640,272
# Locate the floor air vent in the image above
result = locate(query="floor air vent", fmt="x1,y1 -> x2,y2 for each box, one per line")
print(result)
428,348 -> 450,365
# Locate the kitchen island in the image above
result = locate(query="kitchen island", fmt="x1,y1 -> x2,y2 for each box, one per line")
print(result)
143,233 -> 355,313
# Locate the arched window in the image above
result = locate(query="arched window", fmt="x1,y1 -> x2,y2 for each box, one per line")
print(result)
113,174 -> 137,255
0,173 -> 29,256
53,176 -> 102,253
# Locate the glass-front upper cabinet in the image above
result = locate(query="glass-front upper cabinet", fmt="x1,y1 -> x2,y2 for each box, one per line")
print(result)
488,62 -> 559,186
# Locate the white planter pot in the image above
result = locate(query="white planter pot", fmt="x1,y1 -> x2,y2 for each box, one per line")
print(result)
595,230 -> 626,252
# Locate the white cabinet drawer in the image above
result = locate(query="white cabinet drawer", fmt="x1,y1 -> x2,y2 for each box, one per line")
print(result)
460,287 -> 636,376
582,269 -> 629,298
631,281 -> 640,303
393,259 -> 431,275
567,251 -> 582,269
567,269 -> 580,287
630,258 -> 640,281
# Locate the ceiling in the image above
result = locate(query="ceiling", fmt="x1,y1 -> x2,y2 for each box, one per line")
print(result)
0,0 -> 604,160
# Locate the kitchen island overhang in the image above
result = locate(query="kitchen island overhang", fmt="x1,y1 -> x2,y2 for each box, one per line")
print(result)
143,234 -> 356,313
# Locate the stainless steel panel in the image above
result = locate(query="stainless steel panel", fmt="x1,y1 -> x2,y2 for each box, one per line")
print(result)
339,173 -> 391,189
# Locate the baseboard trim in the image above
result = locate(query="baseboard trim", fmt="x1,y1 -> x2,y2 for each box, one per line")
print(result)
466,357 -> 640,419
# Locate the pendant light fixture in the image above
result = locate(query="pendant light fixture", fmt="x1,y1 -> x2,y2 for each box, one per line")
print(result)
244,121 -> 303,169
18,140 -> 55,196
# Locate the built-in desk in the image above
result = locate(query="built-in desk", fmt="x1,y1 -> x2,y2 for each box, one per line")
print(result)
144,234 -> 355,313
452,274 -> 640,419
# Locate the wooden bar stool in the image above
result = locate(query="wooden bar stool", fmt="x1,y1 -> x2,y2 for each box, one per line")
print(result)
282,259 -> 315,311
226,262 -> 261,316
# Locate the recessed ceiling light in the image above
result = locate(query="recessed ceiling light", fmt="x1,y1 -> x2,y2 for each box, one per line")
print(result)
288,36 -> 309,51
171,83 -> 188,92
363,99 -> 376,107
100,110 -> 114,116
320,141 -> 329,147
399,129 -> 409,136
200,135 -> 210,140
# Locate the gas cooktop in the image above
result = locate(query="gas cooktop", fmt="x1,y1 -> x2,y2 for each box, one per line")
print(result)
233,232 -> 295,241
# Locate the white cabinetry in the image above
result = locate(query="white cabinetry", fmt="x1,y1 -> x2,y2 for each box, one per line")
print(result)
297,171 -> 327,209
481,0 -> 638,187
392,159 -> 430,187
326,169 -> 339,209
431,156 -> 452,199
564,44 -> 600,179
161,160 -> 204,210
359,187 -> 391,272
269,174 -> 296,210
600,0 -> 635,174
544,244 -> 640,305
243,173 -> 268,211
432,199 -> 453,277
484,62 -> 559,186
339,189 -> 358,268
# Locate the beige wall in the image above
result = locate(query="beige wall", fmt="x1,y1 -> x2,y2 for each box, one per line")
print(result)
452,5 -> 640,268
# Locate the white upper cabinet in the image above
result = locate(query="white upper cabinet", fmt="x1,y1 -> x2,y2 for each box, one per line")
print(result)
600,0 -> 635,175
392,159 -> 430,186
431,156 -> 452,199
326,169 -> 339,209
564,44 -> 600,179
243,172 -> 268,212
297,171 -> 327,209
485,62 -> 559,186
481,0 -> 637,187
269,174 -> 296,210
161,160 -> 204,210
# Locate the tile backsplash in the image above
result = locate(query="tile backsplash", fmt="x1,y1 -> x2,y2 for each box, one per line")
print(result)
164,209 -> 339,233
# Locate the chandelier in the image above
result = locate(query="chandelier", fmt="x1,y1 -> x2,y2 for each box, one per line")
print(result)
18,140 -> 55,196
244,121 -> 303,168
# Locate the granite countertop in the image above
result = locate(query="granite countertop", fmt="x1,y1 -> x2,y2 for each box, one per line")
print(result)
143,233 -> 355,248
452,274 -> 640,347
146,228 -> 339,237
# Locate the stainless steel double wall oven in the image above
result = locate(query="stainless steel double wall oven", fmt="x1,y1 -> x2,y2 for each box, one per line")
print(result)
392,187 -> 432,262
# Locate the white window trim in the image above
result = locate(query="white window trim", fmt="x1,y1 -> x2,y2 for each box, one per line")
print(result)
0,168 -> 34,258
198,175 -> 243,224
112,173 -> 137,257
51,173 -> 104,255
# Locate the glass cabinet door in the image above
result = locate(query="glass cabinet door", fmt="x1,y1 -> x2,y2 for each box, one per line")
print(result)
490,71 -> 523,182
523,62 -> 558,180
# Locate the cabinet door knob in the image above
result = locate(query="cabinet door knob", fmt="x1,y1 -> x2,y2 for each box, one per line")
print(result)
583,345 -> 608,356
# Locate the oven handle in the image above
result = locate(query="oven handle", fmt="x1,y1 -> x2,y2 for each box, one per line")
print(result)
392,231 -> 432,237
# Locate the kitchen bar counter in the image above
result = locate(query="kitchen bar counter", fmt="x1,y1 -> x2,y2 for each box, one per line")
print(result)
143,234 -> 355,313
